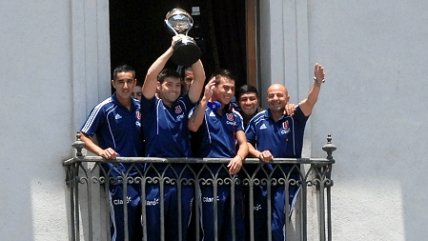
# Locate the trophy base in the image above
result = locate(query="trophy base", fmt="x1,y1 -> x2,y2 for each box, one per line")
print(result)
171,38 -> 201,66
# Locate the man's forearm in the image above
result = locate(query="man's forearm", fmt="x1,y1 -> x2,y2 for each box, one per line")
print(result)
188,60 -> 206,102
188,97 -> 207,132
79,132 -> 103,156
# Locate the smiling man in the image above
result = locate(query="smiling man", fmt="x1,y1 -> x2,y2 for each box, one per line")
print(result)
237,84 -> 262,128
140,34 -> 205,241
79,64 -> 144,241
245,63 -> 326,241
188,69 -> 248,241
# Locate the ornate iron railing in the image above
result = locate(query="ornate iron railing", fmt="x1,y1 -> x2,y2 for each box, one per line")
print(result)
63,134 -> 336,241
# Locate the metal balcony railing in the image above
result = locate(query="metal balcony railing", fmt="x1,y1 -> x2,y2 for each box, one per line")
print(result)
63,134 -> 336,241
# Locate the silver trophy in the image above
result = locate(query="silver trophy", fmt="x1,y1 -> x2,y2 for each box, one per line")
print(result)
165,8 -> 201,66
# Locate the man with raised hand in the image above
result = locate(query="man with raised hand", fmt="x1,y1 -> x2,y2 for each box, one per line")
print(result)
141,34 -> 205,241
245,63 -> 326,241
188,69 -> 248,241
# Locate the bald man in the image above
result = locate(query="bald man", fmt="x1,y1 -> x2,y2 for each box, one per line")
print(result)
245,63 -> 325,241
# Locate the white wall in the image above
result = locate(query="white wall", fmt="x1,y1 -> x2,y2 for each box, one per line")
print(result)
0,0 -> 110,240
260,0 -> 428,240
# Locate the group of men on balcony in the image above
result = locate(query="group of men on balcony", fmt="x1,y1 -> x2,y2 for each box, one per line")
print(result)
79,34 -> 325,241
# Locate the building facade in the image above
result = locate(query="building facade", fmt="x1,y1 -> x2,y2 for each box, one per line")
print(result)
1,0 -> 427,240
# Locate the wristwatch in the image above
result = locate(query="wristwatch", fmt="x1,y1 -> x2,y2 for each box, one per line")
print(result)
313,76 -> 325,85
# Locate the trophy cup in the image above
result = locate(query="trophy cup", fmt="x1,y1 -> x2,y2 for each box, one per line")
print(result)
165,8 -> 201,66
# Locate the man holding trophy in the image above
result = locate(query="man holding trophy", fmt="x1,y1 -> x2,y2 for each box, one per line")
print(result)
139,8 -> 205,241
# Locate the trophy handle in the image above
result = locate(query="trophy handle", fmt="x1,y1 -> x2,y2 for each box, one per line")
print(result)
164,19 -> 179,35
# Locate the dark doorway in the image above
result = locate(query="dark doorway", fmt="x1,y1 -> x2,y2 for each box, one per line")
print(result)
109,0 -> 247,88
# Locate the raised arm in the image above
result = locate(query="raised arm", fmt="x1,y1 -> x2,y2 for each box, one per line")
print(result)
187,60 -> 206,103
299,63 -> 325,116
142,36 -> 182,100
188,77 -> 216,132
